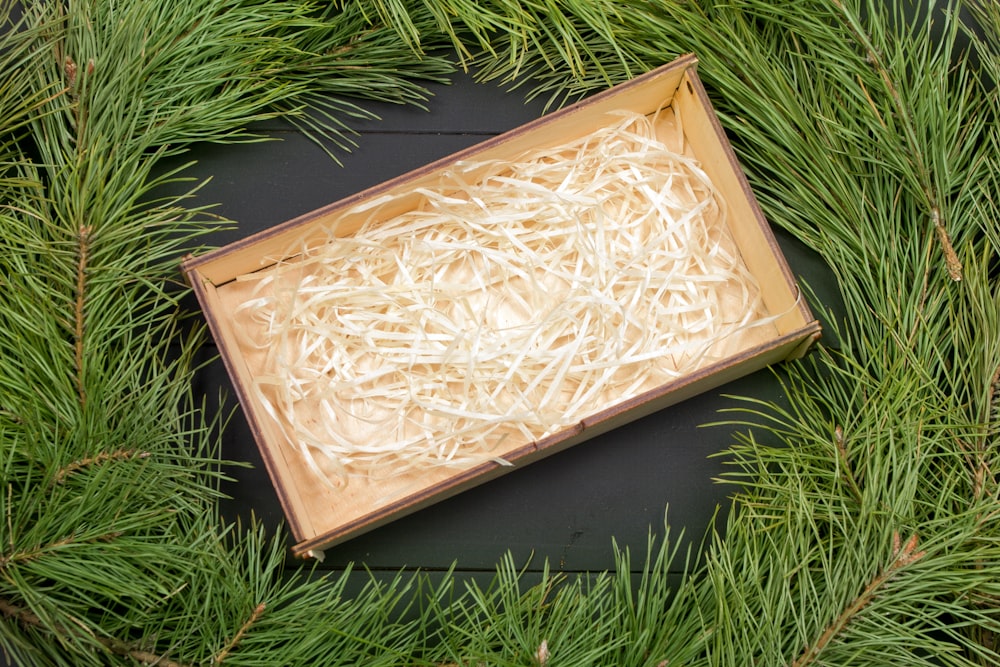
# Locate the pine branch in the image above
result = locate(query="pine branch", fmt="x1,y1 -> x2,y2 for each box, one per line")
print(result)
790,532 -> 927,667
833,424 -> 864,505
0,530 -> 123,571
828,0 -> 962,282
212,602 -> 265,665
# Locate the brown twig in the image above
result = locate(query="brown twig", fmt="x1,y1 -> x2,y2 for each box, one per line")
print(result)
213,602 -> 266,664
103,638 -> 193,667
931,205 -> 963,282
956,436 -> 995,508
833,425 -> 863,504
990,366 -> 1000,421
790,532 -> 926,667
51,448 -> 151,485
958,365 -> 1000,506
0,531 -> 123,571
2,530 -> 124,573
983,366 -> 1000,500
74,224 -> 91,407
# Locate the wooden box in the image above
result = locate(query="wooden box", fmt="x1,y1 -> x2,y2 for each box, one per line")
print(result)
183,54 -> 821,559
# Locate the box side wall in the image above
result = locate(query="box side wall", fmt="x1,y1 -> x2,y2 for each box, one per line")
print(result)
673,70 -> 815,336
186,267 -> 316,541
525,326 -> 817,460
291,439 -> 544,558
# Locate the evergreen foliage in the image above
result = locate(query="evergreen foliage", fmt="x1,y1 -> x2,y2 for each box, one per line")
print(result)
0,0 -> 998,665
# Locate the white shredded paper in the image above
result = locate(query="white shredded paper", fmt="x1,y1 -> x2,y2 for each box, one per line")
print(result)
234,107 -> 773,486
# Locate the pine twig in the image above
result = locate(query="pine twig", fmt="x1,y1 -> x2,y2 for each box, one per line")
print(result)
73,224 -> 91,407
790,532 -> 927,667
833,425 -> 863,504
957,365 -> 1000,505
987,364 -> 1000,498
51,448 -> 151,485
988,364 -> 1000,441
830,0 -> 962,281
932,206 -> 963,282
213,602 -> 266,664
0,597 -> 193,667
0,531 -> 123,570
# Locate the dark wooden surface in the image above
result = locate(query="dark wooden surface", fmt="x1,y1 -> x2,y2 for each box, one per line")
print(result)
180,67 -> 843,578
